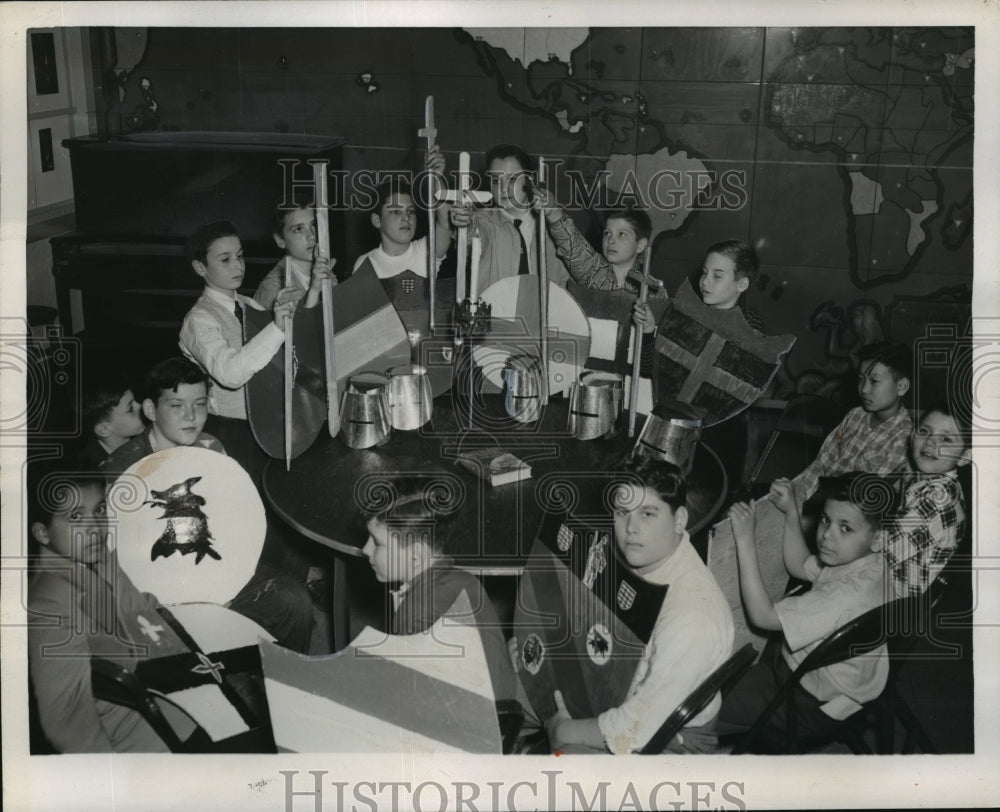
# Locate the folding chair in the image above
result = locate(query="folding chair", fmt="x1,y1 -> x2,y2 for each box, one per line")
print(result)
732,597 -> 921,754
640,643 -> 757,754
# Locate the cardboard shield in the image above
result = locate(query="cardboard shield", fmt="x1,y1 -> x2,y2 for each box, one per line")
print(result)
472,275 -> 591,396
124,602 -> 275,744
111,446 -> 265,605
260,592 -> 502,753
513,512 -> 668,722
652,278 -> 795,426
566,280 -> 669,415
245,265 -> 412,457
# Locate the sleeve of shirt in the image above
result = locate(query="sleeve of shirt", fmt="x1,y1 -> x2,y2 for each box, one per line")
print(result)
597,602 -> 729,754
881,478 -> 963,598
547,216 -> 608,288
774,558 -> 866,653
792,410 -> 853,501
253,267 -> 283,308
29,581 -> 115,752
179,304 -> 284,390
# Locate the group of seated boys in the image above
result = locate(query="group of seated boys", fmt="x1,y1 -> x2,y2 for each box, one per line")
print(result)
27,141 -> 970,755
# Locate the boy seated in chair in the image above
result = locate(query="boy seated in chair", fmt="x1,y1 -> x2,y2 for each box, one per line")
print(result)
361,483 -> 520,709
26,461 -> 188,752
543,458 -> 734,754
76,372 -> 146,468
717,473 -> 889,749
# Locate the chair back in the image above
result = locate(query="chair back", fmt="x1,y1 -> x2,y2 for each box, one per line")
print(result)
640,643 -> 757,754
495,699 -> 525,755
91,657 -> 187,752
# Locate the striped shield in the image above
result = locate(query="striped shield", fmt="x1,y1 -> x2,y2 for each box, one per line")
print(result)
260,591 -> 503,753
245,264 -> 411,457
652,279 -> 795,426
514,513 -> 668,722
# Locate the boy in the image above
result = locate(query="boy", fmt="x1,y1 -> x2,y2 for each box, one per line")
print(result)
254,193 -> 336,308
361,485 -> 519,708
27,462 -> 189,751
792,341 -> 914,504
450,144 -> 570,290
101,357 -> 225,472
544,458 -> 734,754
102,357 -> 313,654
697,239 -> 764,332
532,194 -> 667,334
77,372 -> 145,468
718,474 -> 889,747
882,403 -> 970,598
352,149 -> 451,279
178,220 -> 296,478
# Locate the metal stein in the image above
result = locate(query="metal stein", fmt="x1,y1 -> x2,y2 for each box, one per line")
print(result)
386,364 -> 433,430
503,353 -> 543,423
567,371 -> 623,440
340,372 -> 392,449
633,400 -> 704,473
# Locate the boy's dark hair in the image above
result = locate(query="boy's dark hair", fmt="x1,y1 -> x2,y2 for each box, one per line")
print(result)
485,144 -> 534,174
374,178 -> 414,217
816,472 -> 889,531
272,191 -> 315,235
362,479 -> 457,553
857,341 -> 913,383
143,357 -> 209,405
185,220 -> 240,267
26,459 -> 108,530
604,209 -> 652,242
81,372 -> 132,434
612,455 -> 687,512
706,239 -> 759,284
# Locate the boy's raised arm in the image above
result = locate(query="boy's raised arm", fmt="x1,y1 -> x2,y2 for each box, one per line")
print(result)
730,502 -> 781,631
770,478 -> 811,580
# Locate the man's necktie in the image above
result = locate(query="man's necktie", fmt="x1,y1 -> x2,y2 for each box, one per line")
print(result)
233,299 -> 241,320
512,219 -> 530,275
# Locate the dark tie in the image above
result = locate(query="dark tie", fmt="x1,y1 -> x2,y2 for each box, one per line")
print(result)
512,219 -> 530,275
233,299 -> 241,320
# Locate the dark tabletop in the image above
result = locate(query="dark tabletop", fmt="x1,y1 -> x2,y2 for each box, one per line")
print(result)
262,395 -> 728,573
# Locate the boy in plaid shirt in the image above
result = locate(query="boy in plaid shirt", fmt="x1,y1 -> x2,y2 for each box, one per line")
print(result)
792,341 -> 914,503
881,403 -> 969,598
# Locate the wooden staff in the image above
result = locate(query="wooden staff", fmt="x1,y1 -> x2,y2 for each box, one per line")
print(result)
418,96 -> 438,332
537,156 -> 550,406
314,161 -> 340,437
469,228 -> 482,429
627,250 -> 664,438
283,256 -> 294,470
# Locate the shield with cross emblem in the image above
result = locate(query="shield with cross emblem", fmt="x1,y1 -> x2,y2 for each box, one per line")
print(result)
652,278 -> 795,427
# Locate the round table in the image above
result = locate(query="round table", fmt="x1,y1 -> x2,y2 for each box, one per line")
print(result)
262,395 -> 728,648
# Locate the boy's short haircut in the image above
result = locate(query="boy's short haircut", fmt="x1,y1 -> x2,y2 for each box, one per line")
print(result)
26,459 -> 108,530
485,144 -> 534,173
604,208 -> 652,242
184,220 -> 240,267
919,401 -> 971,445
705,239 -> 759,284
374,178 -> 414,216
857,340 -> 913,383
272,191 -> 316,235
81,372 -> 132,434
142,357 -> 209,405
362,480 -> 457,553
816,472 -> 889,531
613,455 -> 688,512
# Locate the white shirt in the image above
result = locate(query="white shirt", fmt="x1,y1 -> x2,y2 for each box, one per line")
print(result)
178,286 -> 284,419
352,236 -> 441,279
598,534 -> 734,754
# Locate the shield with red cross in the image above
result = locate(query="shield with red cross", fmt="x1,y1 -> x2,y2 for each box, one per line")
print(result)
652,278 -> 795,426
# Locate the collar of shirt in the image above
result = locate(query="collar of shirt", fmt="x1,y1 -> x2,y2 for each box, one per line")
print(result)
202,285 -> 264,313
284,255 -> 312,291
813,550 -> 884,585
501,207 -> 536,247
389,581 -> 410,611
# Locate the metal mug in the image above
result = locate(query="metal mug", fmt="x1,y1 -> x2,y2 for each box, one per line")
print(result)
502,353 -> 543,423
633,400 -> 704,473
386,363 -> 433,430
340,372 -> 391,449
567,371 -> 623,440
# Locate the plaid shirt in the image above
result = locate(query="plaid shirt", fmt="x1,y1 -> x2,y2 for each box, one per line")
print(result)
792,406 -> 912,502
881,468 -> 966,598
